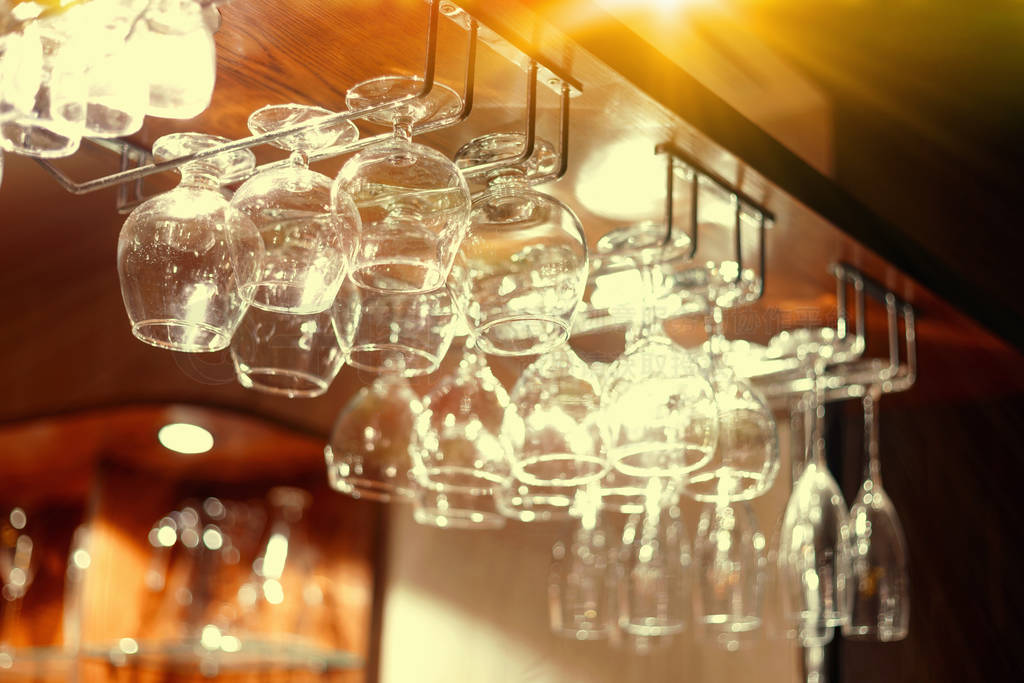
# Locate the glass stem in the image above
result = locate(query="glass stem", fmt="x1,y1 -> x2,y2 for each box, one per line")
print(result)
393,115 -> 414,143
804,645 -> 827,683
789,395 -> 808,486
626,264 -> 658,346
180,167 -> 222,190
705,304 -> 724,372
641,264 -> 658,337
863,386 -> 883,486
811,356 -> 828,467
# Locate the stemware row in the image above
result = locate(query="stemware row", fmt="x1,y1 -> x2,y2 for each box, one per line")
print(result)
0,0 -> 221,162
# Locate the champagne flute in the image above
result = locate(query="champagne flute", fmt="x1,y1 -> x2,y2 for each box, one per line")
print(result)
843,386 -> 910,641
776,342 -> 852,645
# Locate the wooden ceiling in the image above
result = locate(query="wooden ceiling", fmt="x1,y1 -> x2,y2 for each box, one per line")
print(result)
1,0 -> 1022,466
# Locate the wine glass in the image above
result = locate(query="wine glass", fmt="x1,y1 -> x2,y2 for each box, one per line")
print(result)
232,104 -> 361,314
694,501 -> 766,650
333,76 -> 471,293
775,333 -> 853,645
598,223 -> 717,477
506,346 -> 607,486
325,374 -> 425,503
229,307 -> 344,398
79,0 -> 149,138
548,498 -> 613,640
617,480 -> 691,638
338,282 -> 456,377
683,362 -> 779,501
450,133 -> 588,356
843,387 -> 910,641
118,133 -> 262,352
409,343 -> 513,529
0,19 -> 86,158
497,346 -> 606,521
133,0 -> 217,119
601,319 -> 717,477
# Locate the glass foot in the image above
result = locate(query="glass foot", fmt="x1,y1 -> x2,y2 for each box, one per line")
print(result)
346,75 -> 461,128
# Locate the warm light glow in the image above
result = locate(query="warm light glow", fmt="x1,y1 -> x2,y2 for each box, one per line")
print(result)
261,533 -> 289,579
575,138 -> 665,221
598,0 -> 719,14
157,423 -> 214,454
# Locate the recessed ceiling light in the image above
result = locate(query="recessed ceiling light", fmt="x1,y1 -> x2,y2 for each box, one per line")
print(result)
158,423 -> 214,454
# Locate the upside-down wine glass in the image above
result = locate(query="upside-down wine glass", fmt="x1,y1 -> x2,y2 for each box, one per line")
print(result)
591,222 -> 706,511
232,104 -> 361,314
409,342 -> 513,529
775,331 -> 854,646
498,345 -> 607,522
336,282 -> 456,376
229,307 -> 346,398
844,386 -> 910,641
228,276 -> 358,397
684,303 -> 780,502
618,479 -> 691,640
600,261 -> 717,478
0,17 -> 86,158
694,501 -> 766,651
325,374 -> 424,503
450,133 -> 588,355
79,0 -> 149,138
548,494 -> 613,640
334,75 -> 471,293
134,0 -> 217,120
759,392 -> 813,643
118,133 -> 262,352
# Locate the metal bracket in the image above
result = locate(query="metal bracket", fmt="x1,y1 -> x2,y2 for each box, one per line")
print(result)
32,0 -> 582,210
656,142 -> 772,302
459,61 -> 571,185
433,1 -> 583,98
460,60 -> 537,179
759,263 -> 917,404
